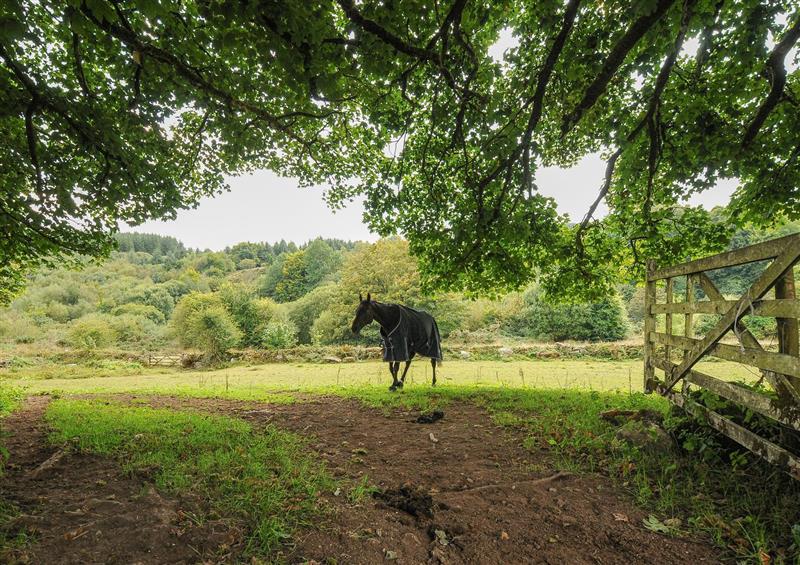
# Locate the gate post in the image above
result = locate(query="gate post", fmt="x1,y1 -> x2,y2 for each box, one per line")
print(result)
776,269 -> 799,390
644,260 -> 657,393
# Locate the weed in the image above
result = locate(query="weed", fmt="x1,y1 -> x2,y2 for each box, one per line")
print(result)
347,476 -> 378,505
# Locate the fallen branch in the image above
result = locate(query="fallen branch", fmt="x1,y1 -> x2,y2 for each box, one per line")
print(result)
29,448 -> 67,478
439,471 -> 573,495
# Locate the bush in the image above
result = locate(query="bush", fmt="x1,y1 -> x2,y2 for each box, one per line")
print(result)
171,292 -> 226,346
0,312 -> 41,344
285,284 -> 339,344
427,294 -> 469,339
111,303 -> 166,324
218,284 -> 278,346
184,306 -> 242,361
505,289 -> 629,342
68,314 -> 118,349
260,318 -> 299,349
694,313 -> 776,341
109,314 -> 162,347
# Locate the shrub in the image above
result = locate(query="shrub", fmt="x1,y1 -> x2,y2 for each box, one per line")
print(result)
285,284 -> 338,344
218,284 -> 278,346
311,304 -> 380,345
171,292 -> 226,346
184,306 -> 242,361
109,314 -> 162,347
694,313 -> 776,340
0,312 -> 41,344
505,289 -> 629,342
260,318 -> 299,349
427,294 -> 469,339
68,314 -> 118,349
112,303 -> 166,324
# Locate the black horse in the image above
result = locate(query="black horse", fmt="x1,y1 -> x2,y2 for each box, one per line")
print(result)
351,293 -> 442,391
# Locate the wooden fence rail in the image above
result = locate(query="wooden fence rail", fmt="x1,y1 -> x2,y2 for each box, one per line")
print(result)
644,233 -> 800,479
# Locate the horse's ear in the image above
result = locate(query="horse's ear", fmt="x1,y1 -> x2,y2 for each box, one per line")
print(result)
359,292 -> 363,302
367,292 -> 371,302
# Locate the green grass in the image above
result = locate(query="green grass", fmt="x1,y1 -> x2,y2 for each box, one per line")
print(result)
0,358 -> 758,398
0,385 -> 24,418
3,357 -> 795,561
45,399 -> 334,558
1,358 -> 170,381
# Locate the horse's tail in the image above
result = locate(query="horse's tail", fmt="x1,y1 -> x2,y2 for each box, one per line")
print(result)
432,318 -> 443,366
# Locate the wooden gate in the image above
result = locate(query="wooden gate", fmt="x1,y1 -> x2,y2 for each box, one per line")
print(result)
643,233 -> 800,478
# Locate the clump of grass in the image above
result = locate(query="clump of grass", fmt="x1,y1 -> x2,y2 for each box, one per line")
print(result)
45,399 -> 334,557
0,385 -> 24,418
347,475 -> 378,505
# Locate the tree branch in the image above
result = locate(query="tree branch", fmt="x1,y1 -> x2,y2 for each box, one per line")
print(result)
643,0 -> 696,220
24,102 -> 43,194
575,147 -> 622,254
561,0 -> 677,135
335,0 -> 477,98
71,30 -> 93,98
476,0 -> 582,195
742,12 -> 800,147
335,0 -> 436,60
457,0 -> 582,267
130,54 -> 142,109
693,0 -> 724,79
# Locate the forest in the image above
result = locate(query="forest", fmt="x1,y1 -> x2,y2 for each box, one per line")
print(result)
1,215 -> 797,362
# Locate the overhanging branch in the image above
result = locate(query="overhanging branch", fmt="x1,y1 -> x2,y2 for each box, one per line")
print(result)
742,12 -> 800,147
561,0 -> 677,135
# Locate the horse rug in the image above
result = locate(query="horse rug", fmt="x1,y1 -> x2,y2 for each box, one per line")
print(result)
380,305 -> 443,362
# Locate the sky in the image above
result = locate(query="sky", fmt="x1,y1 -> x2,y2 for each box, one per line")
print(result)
127,159 -> 737,251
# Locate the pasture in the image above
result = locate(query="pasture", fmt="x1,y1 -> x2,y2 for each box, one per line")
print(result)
2,358 -> 798,563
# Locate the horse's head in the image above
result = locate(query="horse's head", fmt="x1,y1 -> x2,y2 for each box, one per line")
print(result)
351,293 -> 374,334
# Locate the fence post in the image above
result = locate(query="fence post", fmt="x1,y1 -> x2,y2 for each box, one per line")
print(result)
665,277 -> 673,364
684,274 -> 695,394
776,268 -> 799,390
776,268 -> 800,450
644,260 -> 657,393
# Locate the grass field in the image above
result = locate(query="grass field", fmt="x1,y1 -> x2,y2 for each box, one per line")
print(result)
2,357 -> 796,562
0,358 -> 757,399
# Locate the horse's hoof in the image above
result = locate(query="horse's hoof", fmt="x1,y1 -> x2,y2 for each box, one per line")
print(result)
389,385 -> 397,392
396,382 -> 404,389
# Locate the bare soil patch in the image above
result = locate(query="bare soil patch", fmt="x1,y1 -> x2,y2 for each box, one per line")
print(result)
138,395 -> 723,564
0,396 -> 235,564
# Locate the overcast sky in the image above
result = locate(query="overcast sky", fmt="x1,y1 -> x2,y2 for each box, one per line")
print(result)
126,158 -> 737,251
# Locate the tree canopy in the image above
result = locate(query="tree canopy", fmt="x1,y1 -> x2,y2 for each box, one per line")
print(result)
1,0 -> 798,301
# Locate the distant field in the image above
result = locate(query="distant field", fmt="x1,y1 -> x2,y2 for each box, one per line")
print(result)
1,358 -> 758,399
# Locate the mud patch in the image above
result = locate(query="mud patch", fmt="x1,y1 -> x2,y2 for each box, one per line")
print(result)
415,409 -> 445,424
374,484 -> 434,518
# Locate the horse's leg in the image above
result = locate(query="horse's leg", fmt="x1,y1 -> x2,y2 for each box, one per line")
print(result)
389,361 -> 400,391
399,360 -> 412,386
431,358 -> 437,387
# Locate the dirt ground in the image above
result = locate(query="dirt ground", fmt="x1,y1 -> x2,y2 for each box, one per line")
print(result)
1,394 -> 723,564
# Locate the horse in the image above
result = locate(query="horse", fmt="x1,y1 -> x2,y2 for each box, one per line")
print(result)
351,293 -> 442,391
